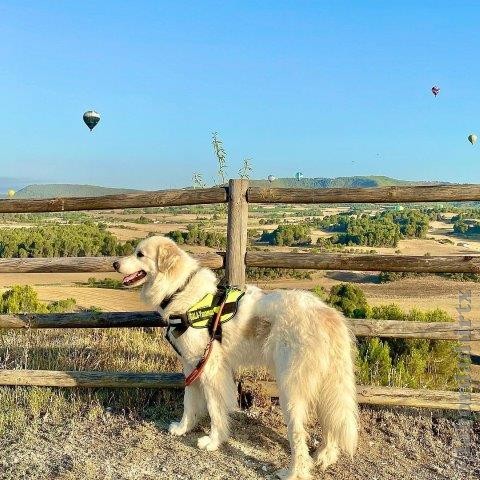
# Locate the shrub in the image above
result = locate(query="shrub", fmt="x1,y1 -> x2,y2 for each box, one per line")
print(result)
0,286 -> 76,314
328,283 -> 370,318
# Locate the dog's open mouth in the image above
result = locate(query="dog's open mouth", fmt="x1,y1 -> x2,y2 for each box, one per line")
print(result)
122,270 -> 147,287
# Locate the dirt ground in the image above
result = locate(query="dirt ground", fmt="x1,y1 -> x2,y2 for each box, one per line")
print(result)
1,404 -> 478,480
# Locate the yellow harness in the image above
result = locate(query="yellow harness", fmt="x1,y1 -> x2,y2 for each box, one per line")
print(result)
162,282 -> 244,385
185,288 -> 245,328
165,285 -> 244,331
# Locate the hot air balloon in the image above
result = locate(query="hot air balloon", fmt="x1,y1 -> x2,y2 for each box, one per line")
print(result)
295,172 -> 303,181
7,189 -> 15,198
267,175 -> 276,183
431,86 -> 440,97
468,134 -> 477,145
83,110 -> 100,131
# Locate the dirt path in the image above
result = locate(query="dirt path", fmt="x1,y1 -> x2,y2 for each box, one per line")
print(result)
1,406 -> 478,480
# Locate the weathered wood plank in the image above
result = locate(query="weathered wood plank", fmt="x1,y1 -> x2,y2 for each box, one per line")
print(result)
225,179 -> 249,288
0,252 -> 224,273
0,370 -> 477,410
1,312 -> 478,341
0,370 -> 184,388
246,252 -> 480,273
347,319 -> 480,341
0,312 -> 167,329
0,187 -> 227,213
257,381 -> 480,411
248,184 -> 480,204
356,385 -> 480,411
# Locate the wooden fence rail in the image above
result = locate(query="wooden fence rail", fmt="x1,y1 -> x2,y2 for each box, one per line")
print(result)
248,184 -> 480,204
246,252 -> 480,273
1,179 -> 480,411
0,370 -> 477,411
1,312 -> 479,340
0,252 -> 224,273
0,187 -> 227,213
2,252 -> 480,274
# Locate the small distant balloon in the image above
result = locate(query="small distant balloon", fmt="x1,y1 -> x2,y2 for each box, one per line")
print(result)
83,110 -> 100,131
431,86 -> 440,97
267,175 -> 276,183
7,189 -> 15,198
468,134 -> 477,145
295,172 -> 304,181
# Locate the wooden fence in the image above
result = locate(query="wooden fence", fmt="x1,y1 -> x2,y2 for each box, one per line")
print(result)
0,179 -> 479,411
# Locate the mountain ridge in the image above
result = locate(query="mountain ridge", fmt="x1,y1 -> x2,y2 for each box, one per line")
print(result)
9,176 -> 452,199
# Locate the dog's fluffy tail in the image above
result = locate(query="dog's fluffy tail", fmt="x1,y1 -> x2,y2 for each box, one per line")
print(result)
261,290 -> 359,456
314,327 -> 359,457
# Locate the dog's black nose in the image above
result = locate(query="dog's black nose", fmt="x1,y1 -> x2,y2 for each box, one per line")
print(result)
113,261 -> 120,271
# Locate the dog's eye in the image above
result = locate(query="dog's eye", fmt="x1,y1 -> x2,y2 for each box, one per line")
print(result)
137,251 -> 144,258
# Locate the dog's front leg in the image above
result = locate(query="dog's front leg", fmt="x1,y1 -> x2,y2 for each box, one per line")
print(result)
196,348 -> 237,451
169,381 -> 207,436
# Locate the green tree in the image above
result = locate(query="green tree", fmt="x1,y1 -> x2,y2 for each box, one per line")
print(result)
328,283 -> 370,318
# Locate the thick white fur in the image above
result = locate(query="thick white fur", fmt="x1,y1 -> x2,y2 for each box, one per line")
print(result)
115,236 -> 359,479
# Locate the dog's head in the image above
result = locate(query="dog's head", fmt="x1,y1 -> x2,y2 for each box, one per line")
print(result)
113,236 -> 182,288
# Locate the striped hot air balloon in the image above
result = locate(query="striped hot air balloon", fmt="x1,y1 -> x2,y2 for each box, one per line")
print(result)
83,110 -> 100,131
431,85 -> 440,97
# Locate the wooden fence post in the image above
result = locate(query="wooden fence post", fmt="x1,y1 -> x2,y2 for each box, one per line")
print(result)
225,179 -> 249,288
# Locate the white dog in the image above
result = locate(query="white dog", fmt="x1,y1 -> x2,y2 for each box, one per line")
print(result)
114,236 -> 358,479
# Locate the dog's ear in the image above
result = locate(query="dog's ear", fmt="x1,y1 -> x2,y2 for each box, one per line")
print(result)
157,242 -> 181,274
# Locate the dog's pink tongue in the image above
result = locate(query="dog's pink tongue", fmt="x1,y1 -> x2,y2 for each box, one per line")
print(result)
123,272 -> 139,284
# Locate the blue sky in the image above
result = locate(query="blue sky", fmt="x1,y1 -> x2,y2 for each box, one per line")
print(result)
1,1 -> 480,190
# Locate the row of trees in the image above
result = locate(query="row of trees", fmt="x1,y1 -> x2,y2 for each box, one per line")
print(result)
167,224 -> 227,248
379,270 -> 480,283
453,219 -> 480,235
0,224 -> 137,258
317,210 -> 430,247
259,224 -> 312,246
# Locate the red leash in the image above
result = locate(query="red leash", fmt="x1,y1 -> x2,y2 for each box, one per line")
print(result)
184,296 -> 227,387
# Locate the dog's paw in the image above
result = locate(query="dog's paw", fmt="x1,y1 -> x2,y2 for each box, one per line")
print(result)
197,435 -> 220,451
313,444 -> 339,471
168,421 -> 187,436
274,468 -> 311,480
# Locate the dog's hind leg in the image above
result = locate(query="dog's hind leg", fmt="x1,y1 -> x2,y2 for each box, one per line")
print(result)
169,381 -> 207,436
274,353 -> 313,480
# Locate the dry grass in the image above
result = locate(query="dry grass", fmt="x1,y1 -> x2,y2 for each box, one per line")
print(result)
0,325 -> 181,436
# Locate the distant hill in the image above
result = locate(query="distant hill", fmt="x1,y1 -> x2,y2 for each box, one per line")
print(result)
13,184 -> 143,199
250,175 -> 449,188
8,176 -> 451,199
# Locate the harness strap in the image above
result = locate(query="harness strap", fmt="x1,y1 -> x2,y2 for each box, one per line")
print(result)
184,289 -> 229,387
167,299 -> 239,328
160,268 -> 201,311
165,324 -> 187,357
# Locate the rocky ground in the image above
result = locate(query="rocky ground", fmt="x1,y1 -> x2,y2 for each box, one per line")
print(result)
1,404 -> 478,480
